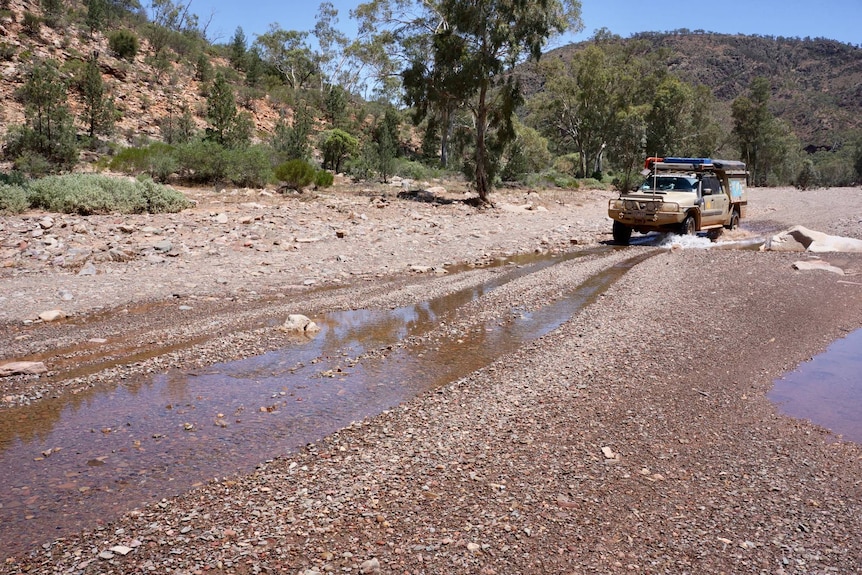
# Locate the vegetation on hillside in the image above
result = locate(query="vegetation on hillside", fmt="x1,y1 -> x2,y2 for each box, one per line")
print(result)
1,0 -> 861,212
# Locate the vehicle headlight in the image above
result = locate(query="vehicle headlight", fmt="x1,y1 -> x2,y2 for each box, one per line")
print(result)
660,202 -> 680,212
611,199 -> 625,210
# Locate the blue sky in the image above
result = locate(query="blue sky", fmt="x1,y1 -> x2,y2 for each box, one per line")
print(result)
191,0 -> 862,47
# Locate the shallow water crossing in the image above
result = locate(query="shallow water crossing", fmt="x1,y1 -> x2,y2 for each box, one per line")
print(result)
0,249 -> 650,558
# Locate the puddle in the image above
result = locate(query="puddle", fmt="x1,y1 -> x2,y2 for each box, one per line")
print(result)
769,329 -> 862,442
0,249 -> 652,558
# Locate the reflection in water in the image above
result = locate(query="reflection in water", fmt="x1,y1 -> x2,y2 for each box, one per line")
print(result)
769,328 -> 862,442
0,249 -> 643,558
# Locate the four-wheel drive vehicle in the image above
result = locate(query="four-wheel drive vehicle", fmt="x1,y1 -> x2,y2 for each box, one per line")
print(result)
608,157 -> 748,245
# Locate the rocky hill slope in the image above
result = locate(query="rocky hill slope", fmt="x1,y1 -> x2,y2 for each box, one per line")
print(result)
1,3 -> 860,154
537,32 -> 862,147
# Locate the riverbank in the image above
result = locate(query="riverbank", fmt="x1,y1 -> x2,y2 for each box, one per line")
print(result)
2,185 -> 862,572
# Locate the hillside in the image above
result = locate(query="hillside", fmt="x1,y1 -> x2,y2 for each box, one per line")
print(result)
1,1 -> 860,161
0,0 -> 282,152
539,32 -> 862,147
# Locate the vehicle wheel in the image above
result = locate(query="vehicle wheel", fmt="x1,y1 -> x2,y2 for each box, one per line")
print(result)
612,221 -> 632,245
679,214 -> 696,236
727,210 -> 740,230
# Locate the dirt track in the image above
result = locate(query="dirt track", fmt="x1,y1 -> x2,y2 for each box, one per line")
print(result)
2,184 -> 862,573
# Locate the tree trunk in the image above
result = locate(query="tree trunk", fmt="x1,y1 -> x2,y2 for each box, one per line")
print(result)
474,83 -> 490,203
440,107 -> 452,168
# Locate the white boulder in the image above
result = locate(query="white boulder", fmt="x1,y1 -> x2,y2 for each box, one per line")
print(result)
763,226 -> 862,253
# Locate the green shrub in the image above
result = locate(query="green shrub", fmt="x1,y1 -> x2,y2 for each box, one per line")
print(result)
314,170 -> 334,189
27,173 -> 189,214
147,149 -> 179,183
22,12 -> 41,36
795,159 -> 819,190
174,140 -> 229,183
225,145 -> 272,188
109,146 -> 152,174
109,143 -> 177,182
13,151 -> 55,178
393,159 -> 443,181
108,30 -> 139,60
274,159 -> 316,190
0,171 -> 26,186
0,183 -> 29,214
0,42 -> 15,61
139,178 -> 191,212
523,169 -> 580,190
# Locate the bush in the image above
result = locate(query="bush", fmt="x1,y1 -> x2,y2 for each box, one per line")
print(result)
139,178 -> 192,212
110,143 -> 177,182
226,145 -> 272,188
174,140 -> 229,183
22,12 -> 41,36
0,171 -> 26,186
13,151 -> 55,178
393,158 -> 443,181
108,30 -> 139,61
314,170 -> 334,189
27,173 -> 189,214
523,169 -> 581,190
795,159 -> 819,190
0,42 -> 16,61
0,183 -> 29,214
274,159 -> 316,190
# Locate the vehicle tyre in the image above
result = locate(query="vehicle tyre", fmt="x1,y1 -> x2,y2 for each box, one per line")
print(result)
727,209 -> 740,230
612,221 -> 632,245
679,214 -> 696,236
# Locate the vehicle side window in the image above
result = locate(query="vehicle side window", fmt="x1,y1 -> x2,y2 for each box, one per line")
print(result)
703,176 -> 722,195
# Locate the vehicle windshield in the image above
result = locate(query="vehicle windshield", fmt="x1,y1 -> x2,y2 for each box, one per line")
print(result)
639,176 -> 698,192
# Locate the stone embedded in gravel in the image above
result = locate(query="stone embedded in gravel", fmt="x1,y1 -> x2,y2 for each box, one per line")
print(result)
280,314 -> 321,335
38,309 -> 66,322
78,262 -> 97,276
0,361 -> 48,377
153,240 -> 173,253
792,260 -> 845,275
213,213 -> 229,224
109,545 -> 133,555
359,557 -> 381,573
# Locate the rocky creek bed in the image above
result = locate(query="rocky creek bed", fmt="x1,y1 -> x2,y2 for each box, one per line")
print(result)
1,184 -> 862,573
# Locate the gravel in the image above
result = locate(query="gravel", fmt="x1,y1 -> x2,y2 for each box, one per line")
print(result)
2,184 -> 862,573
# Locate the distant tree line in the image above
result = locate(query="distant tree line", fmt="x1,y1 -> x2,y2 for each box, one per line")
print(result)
2,0 -> 862,213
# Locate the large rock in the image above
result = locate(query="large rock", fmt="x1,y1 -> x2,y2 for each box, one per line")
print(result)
763,226 -> 862,253
792,260 -> 845,275
0,361 -> 48,377
38,309 -> 66,322
280,314 -> 321,335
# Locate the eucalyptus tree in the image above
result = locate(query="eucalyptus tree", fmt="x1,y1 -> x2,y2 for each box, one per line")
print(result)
254,25 -> 319,90
732,77 -> 772,185
530,41 -> 629,179
353,0 -> 582,203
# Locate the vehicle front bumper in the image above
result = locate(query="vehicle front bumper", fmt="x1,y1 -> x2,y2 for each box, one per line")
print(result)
608,198 -> 687,229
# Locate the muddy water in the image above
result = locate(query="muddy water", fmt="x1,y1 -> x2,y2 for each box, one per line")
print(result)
0,250 -> 652,559
769,328 -> 862,443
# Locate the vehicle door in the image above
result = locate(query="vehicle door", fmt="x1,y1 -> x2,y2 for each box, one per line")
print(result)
699,174 -> 728,226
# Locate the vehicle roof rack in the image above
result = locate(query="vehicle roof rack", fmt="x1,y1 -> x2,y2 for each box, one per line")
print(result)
654,157 -> 747,172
